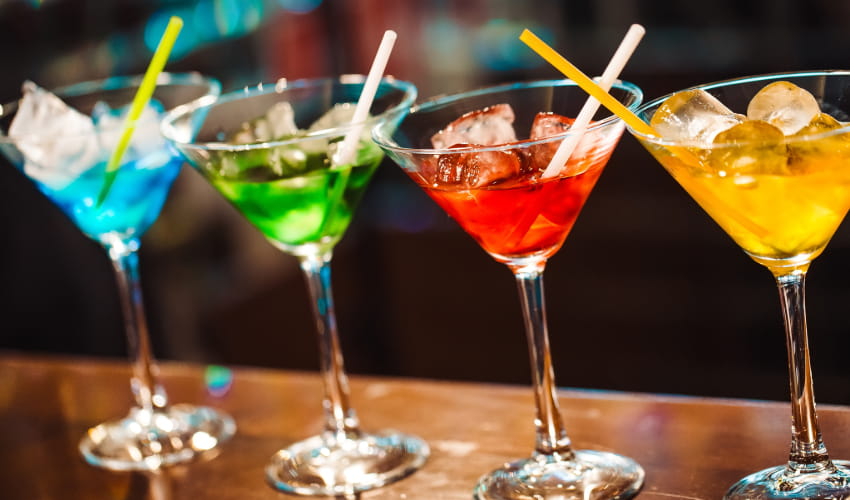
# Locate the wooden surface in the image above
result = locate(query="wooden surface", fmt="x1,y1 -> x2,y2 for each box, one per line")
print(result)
4,353 -> 850,500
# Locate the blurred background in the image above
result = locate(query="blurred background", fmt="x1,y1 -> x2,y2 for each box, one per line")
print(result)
3,0 -> 850,404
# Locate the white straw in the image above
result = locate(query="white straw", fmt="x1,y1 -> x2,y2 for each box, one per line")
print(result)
333,30 -> 397,166
541,24 -> 645,178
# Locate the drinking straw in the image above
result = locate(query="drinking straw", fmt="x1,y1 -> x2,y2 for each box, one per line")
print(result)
333,29 -> 397,167
96,16 -> 184,206
541,24 -> 644,178
504,26 -> 644,246
520,29 -> 769,239
320,29 -> 397,233
520,29 -> 654,137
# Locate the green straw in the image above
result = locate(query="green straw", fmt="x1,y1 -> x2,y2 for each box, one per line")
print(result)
96,16 -> 183,207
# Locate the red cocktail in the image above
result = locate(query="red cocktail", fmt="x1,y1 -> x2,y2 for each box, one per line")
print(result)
373,79 -> 644,500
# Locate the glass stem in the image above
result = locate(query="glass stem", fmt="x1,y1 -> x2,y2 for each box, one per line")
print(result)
299,252 -> 360,438
105,236 -> 166,413
775,270 -> 831,471
513,263 -> 573,457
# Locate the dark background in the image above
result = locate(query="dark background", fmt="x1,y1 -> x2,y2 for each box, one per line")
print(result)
3,0 -> 850,403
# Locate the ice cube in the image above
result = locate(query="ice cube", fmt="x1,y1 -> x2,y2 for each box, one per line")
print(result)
431,103 -> 517,149
526,112 -> 609,175
8,81 -> 101,189
708,120 -> 788,176
435,144 -> 521,188
305,102 -> 370,155
93,100 -> 166,164
747,81 -> 820,135
231,123 -> 260,145
308,102 -> 357,132
528,112 -> 576,173
530,112 -> 575,140
266,101 -> 298,138
792,112 -> 845,137
650,89 -> 744,144
232,101 -> 299,144
788,112 -> 850,171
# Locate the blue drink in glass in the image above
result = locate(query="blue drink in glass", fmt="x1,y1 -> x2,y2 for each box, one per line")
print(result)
0,73 -> 235,471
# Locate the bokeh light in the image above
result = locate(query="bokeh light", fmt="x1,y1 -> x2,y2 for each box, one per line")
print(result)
146,0 -> 265,61
207,0 -> 264,39
104,33 -> 134,75
144,8 -> 199,59
473,19 -> 552,72
277,0 -> 323,14
205,365 -> 234,397
423,15 -> 473,80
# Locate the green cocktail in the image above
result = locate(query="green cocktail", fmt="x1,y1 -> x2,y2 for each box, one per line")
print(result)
162,76 -> 428,497
200,139 -> 382,255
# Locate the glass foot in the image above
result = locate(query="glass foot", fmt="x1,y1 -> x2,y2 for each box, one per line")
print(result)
474,449 -> 645,500
724,460 -> 850,500
79,404 -> 236,471
265,429 -> 430,496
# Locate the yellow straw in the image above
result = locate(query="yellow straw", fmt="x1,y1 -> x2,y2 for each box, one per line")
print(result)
519,29 -> 655,137
519,29 -> 769,239
96,16 -> 184,206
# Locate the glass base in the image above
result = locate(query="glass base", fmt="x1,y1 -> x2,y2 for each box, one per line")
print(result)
79,404 -> 236,471
474,449 -> 645,500
265,429 -> 430,496
724,460 -> 850,500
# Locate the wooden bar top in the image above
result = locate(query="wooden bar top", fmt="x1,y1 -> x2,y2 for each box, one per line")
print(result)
3,353 -> 850,500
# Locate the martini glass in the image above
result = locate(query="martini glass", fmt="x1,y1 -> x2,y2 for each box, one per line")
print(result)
373,79 -> 645,500
630,70 -> 850,500
0,73 -> 235,470
161,75 -> 428,496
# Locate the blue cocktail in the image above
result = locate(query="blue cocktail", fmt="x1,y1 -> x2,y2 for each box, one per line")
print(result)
38,149 -> 181,240
0,73 -> 235,471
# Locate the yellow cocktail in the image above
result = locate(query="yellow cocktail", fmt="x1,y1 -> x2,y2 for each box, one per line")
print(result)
632,71 -> 850,500
643,126 -> 850,270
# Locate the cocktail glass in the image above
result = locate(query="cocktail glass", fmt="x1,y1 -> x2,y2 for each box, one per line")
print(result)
373,79 -> 645,500
631,70 -> 850,500
0,73 -> 235,470
161,75 -> 428,496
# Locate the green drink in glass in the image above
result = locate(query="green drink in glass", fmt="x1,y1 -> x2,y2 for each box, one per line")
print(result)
162,75 -> 428,496
205,138 -> 383,255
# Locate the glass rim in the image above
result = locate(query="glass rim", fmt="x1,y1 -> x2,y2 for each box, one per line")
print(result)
372,78 -> 644,156
160,74 -> 418,152
0,71 -> 221,143
52,71 -> 220,102
629,69 -> 850,148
